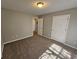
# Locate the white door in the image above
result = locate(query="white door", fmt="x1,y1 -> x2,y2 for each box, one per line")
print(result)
38,18 -> 43,35
51,15 -> 70,43
32,19 -> 35,32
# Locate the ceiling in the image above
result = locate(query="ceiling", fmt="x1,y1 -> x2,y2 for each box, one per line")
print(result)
1,0 -> 77,15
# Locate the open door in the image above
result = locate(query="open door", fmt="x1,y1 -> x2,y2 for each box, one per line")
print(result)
38,18 -> 43,35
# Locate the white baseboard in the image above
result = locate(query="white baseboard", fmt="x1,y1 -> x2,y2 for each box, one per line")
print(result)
63,43 -> 77,49
42,35 -> 77,49
3,34 -> 33,44
42,35 -> 51,39
53,39 -> 77,49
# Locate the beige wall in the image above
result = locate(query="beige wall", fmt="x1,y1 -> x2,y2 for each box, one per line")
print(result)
43,15 -> 52,38
2,9 -> 34,43
42,8 -> 77,48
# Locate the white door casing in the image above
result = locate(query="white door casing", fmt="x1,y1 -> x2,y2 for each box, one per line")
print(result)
51,15 -> 70,43
32,19 -> 35,32
38,18 -> 43,35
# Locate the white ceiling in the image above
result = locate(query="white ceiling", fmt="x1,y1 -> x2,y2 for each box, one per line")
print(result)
1,0 -> 77,15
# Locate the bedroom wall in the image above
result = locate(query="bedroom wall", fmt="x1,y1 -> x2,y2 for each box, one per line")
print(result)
1,9 -> 34,44
42,8 -> 77,48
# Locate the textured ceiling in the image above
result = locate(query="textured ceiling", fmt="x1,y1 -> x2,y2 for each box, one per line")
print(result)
1,0 -> 77,15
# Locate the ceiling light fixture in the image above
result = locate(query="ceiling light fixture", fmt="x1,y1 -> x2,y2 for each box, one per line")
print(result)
32,1 -> 47,8
37,2 -> 44,8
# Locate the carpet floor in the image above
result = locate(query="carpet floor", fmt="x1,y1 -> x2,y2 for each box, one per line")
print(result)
2,35 -> 77,59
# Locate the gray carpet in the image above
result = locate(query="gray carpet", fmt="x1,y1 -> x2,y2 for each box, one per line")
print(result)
2,35 -> 77,59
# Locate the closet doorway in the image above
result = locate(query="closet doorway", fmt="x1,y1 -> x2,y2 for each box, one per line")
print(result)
51,15 -> 70,43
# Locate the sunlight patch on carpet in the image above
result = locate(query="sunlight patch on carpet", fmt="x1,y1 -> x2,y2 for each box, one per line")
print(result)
39,44 -> 71,59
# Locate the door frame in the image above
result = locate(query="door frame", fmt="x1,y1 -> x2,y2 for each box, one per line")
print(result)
51,14 -> 70,43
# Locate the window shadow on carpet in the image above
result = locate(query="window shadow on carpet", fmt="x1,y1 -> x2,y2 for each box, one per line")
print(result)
39,43 -> 71,59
